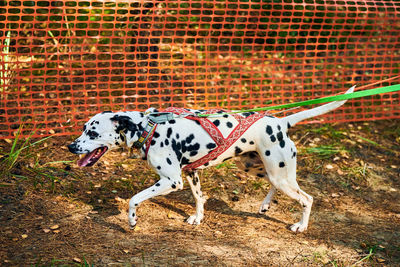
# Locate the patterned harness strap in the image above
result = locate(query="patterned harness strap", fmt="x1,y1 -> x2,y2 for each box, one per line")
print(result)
164,107 -> 267,170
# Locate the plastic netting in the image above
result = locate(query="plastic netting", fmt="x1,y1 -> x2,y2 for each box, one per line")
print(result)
1,0 -> 399,138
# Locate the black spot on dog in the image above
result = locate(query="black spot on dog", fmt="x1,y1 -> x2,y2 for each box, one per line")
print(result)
187,143 -> 200,153
169,119 -> 176,124
153,132 -> 160,138
277,125 -> 281,131
287,122 -> 291,129
165,139 -> 169,146
87,130 -> 99,140
249,141 -> 254,145
213,120 -> 220,127
235,146 -> 243,155
189,151 -> 198,157
204,162 -> 209,167
151,140 -> 156,146
265,150 -> 271,156
185,134 -> 195,144
176,133 -> 180,139
102,111 -> 113,114
241,138 -> 247,143
160,142 -> 164,148
242,112 -> 255,117
171,184 -> 176,189
279,162 -> 285,168
166,158 -> 172,165
171,139 -> 182,161
181,140 -> 187,153
223,114 -> 229,118
226,122 -> 233,128
277,131 -> 283,141
157,166 -> 161,170
292,152 -> 297,158
156,183 -> 160,186
270,135 -> 276,142
279,140 -> 285,148
167,128 -> 173,138
206,143 -> 216,149
181,157 -> 190,165
266,125 -> 273,135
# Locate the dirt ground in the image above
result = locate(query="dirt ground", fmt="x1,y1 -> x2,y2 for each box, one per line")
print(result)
0,120 -> 399,266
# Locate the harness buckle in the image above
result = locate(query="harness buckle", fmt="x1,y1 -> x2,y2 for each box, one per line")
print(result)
148,112 -> 174,123
132,119 -> 157,149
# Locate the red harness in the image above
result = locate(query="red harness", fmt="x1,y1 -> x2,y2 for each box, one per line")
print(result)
154,107 -> 267,170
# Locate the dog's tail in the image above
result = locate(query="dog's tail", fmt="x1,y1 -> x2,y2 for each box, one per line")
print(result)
283,85 -> 355,128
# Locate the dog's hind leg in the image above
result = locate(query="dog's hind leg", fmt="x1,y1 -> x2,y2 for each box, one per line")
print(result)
128,175 -> 182,229
274,179 -> 313,232
259,143 -> 313,232
185,171 -> 207,225
259,185 -> 277,214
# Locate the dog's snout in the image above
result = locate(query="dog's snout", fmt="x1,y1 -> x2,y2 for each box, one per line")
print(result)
67,143 -> 78,153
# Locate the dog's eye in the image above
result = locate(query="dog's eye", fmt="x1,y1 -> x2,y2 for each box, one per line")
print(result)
87,130 -> 99,139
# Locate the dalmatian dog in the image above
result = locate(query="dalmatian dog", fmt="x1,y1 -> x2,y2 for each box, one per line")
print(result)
68,86 -> 354,232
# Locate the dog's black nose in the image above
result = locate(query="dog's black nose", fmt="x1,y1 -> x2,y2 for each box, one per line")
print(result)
67,143 -> 78,153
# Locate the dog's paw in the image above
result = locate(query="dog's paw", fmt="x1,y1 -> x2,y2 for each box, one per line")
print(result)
289,222 -> 307,233
128,215 -> 138,229
258,204 -> 270,214
186,215 -> 203,225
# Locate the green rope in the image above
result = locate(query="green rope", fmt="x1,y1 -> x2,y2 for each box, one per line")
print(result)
197,84 -> 400,117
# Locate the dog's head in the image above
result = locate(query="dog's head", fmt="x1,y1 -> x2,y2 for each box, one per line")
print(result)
68,110 -> 148,167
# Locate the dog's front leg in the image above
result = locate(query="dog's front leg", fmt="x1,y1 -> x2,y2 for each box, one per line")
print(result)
259,185 -> 277,214
128,176 -> 181,229
185,171 -> 207,225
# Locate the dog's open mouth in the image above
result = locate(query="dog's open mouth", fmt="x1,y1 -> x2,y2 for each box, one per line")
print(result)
77,146 -> 108,167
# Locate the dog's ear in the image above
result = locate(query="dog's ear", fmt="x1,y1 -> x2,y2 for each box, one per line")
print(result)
111,115 -> 134,132
110,115 -> 139,147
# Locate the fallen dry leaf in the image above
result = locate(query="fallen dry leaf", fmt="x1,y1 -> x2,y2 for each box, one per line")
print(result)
326,164 -> 334,170
50,225 -> 59,230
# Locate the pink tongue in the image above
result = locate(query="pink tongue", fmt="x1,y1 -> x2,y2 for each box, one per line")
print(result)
77,149 -> 99,167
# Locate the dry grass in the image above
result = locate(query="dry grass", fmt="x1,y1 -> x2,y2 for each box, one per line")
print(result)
0,120 -> 399,266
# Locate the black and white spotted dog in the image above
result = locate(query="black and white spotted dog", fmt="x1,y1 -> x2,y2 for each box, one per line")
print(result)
68,86 -> 354,232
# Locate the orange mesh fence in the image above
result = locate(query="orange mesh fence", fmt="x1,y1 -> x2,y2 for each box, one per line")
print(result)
1,0 -> 399,138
